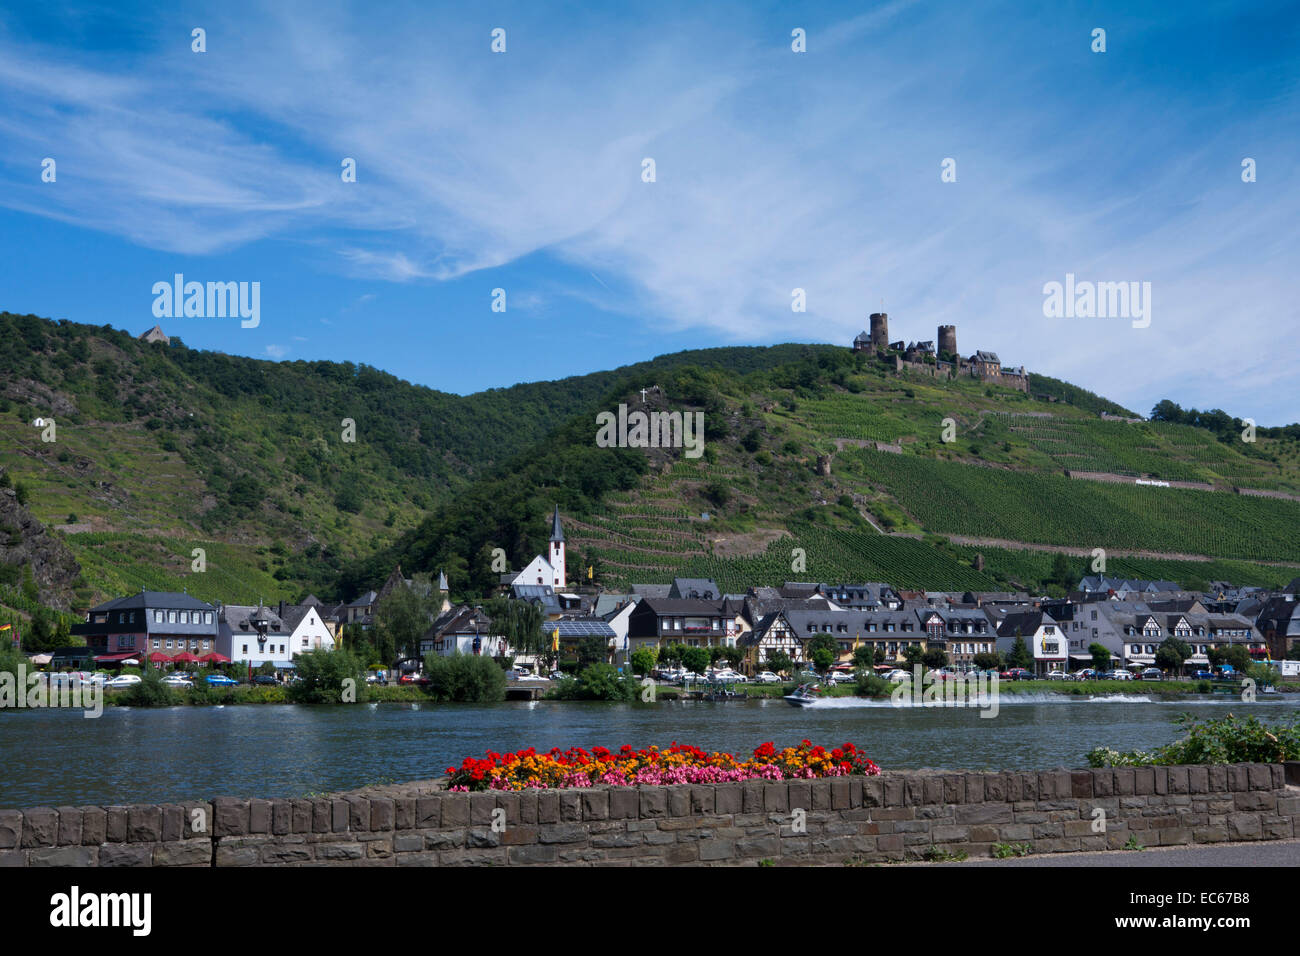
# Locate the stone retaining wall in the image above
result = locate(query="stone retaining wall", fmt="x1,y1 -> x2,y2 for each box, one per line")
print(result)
3,763 -> 1298,866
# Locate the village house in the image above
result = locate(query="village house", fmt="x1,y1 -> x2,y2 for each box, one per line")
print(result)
994,610 -> 1066,675
72,590 -> 218,663
275,598 -> 337,655
216,604 -> 294,669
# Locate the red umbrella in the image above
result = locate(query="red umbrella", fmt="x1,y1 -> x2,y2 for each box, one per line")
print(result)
199,652 -> 230,663
171,651 -> 201,663
148,652 -> 174,663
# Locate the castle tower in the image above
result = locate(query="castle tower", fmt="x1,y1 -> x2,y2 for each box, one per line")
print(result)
869,312 -> 889,349
938,325 -> 957,358
549,505 -> 566,589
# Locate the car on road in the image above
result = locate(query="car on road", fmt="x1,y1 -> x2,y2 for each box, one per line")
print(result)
883,669 -> 912,682
106,674 -> 142,689
710,669 -> 748,683
1110,669 -> 1134,681
161,674 -> 194,688
1140,667 -> 1163,681
1072,669 -> 1096,681
756,671 -> 780,684
829,670 -> 857,683
205,674 -> 239,687
1192,669 -> 1215,680
253,674 -> 280,686
398,673 -> 429,685
1046,670 -> 1069,681
998,668 -> 1035,681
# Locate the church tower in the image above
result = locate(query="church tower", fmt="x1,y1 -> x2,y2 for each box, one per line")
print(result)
549,505 -> 566,589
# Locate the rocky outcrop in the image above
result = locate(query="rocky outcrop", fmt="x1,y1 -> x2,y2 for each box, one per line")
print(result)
0,487 -> 80,610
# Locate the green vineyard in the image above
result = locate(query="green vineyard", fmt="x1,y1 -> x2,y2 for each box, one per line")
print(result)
843,449 -> 1300,563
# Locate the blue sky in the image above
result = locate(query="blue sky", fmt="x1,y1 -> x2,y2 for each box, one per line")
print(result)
0,1 -> 1296,422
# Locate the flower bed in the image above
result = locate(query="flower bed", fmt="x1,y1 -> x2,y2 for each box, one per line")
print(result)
445,740 -> 881,791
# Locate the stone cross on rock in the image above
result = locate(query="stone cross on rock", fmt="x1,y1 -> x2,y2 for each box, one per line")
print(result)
640,388 -> 648,403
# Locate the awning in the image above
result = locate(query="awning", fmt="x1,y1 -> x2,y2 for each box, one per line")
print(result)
93,652 -> 139,662
272,661 -> 297,670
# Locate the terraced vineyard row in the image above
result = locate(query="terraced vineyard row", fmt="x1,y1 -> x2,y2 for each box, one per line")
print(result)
998,417 -> 1294,491
943,544 -> 1295,590
848,449 -> 1300,563
633,524 -> 997,593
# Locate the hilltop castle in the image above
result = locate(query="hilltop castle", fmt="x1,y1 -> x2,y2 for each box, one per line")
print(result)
851,313 -> 1028,393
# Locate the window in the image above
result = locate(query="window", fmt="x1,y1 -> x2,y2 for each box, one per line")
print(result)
119,612 -> 125,624
242,644 -> 248,654
179,611 -> 188,624
168,610 -> 177,624
204,612 -> 213,625
302,638 -> 309,648
154,610 -> 163,623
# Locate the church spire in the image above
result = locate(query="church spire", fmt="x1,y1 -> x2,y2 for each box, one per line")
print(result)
550,504 -> 565,543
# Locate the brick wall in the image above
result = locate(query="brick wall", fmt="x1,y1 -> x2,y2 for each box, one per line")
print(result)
2,763 -> 1297,866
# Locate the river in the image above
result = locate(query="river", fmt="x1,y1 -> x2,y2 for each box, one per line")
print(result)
1,695 -> 1295,808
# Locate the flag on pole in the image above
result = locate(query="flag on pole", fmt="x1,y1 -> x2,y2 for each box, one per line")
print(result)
587,565 -> 593,580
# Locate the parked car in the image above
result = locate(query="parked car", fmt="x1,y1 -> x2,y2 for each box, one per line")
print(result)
206,674 -> 238,687
1140,667 -> 1163,681
1109,669 -> 1133,681
1000,668 -> 1035,681
106,674 -> 142,689
1192,669 -> 1215,680
398,673 -> 429,685
1073,668 -> 1096,680
884,669 -> 912,682
161,674 -> 194,688
829,670 -> 857,684
253,674 -> 280,686
1046,670 -> 1069,681
711,669 -> 748,683
756,671 -> 780,684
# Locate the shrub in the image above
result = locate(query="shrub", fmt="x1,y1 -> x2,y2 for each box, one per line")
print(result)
422,652 -> 506,703
550,663 -> 637,701
1087,713 -> 1300,766
289,648 -> 368,704
119,669 -> 177,708
630,646 -> 658,677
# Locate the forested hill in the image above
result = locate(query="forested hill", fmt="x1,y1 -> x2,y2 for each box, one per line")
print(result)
2,310 -> 1297,613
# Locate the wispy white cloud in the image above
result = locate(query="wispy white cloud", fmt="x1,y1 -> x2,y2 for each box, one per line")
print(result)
0,1 -> 1295,420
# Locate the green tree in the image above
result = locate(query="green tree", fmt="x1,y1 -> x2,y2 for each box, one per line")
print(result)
422,652 -> 506,703
557,663 -> 636,701
1156,637 -> 1191,676
807,633 -> 840,664
765,650 -> 793,677
681,645 -> 710,676
289,647 -> 368,704
630,646 -> 658,677
1089,642 -> 1112,671
483,597 -> 545,664
1007,635 -> 1033,670
973,651 -> 1002,671
922,648 -> 949,670
852,645 -> 875,670
376,576 -> 437,661
576,634 -> 609,668
811,647 -> 835,674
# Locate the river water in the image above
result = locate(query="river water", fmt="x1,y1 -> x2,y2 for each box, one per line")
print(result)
1,696 -> 1295,808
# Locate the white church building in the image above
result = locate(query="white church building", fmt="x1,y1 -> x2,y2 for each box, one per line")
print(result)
503,505 -> 567,589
